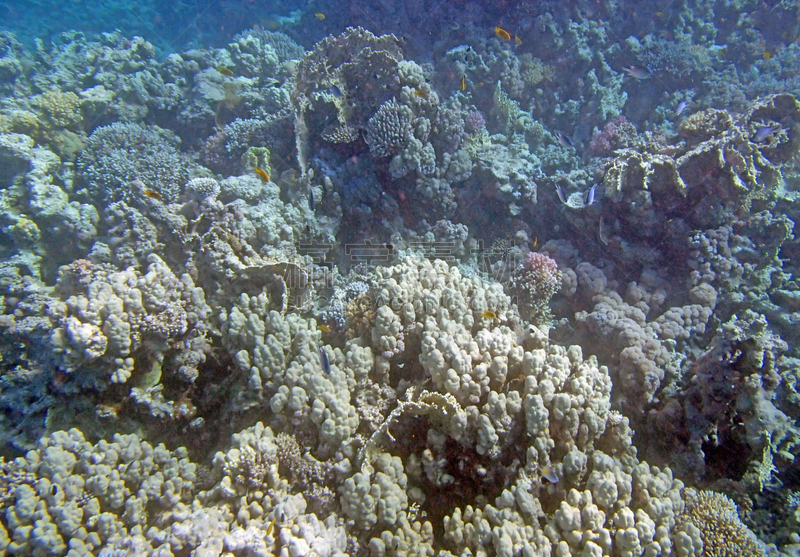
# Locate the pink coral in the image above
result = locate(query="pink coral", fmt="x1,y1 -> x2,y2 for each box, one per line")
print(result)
521,251 -> 560,286
465,110 -> 487,133
588,116 -> 637,156
508,251 -> 561,325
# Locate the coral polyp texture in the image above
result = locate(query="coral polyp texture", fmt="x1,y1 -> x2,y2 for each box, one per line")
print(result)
1,1 -> 800,555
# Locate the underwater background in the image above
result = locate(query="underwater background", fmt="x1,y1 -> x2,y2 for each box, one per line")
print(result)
1,0 -> 800,555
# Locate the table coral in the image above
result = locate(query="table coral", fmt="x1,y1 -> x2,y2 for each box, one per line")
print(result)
292,27 -> 405,169
603,94 -> 800,221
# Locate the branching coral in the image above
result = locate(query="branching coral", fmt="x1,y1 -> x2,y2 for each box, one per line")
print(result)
673,489 -> 766,557
366,99 -> 413,158
77,122 -> 196,203
508,251 -> 562,326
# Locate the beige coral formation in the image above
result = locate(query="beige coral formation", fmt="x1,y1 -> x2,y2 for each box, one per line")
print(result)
1,255 -> 771,556
603,93 -> 799,210
520,54 -> 555,87
35,90 -> 83,129
50,254 -> 210,383
673,489 -> 766,557
292,27 -> 405,171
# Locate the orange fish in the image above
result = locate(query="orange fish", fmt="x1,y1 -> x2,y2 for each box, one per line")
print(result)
494,26 -> 511,40
254,167 -> 270,182
143,189 -> 162,199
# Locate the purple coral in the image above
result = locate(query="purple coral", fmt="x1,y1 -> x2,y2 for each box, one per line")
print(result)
465,110 -> 487,133
520,251 -> 560,285
588,116 -> 637,157
508,251 -> 562,325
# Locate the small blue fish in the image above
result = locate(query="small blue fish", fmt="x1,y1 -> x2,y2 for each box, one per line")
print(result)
555,184 -> 568,204
585,184 -> 599,206
555,131 -> 574,149
318,347 -> 330,374
329,85 -> 343,98
753,124 -> 780,143
541,465 -> 559,484
309,189 -> 315,212
675,100 -> 691,116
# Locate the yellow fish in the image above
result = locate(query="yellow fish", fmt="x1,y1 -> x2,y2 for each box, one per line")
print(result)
461,74 -> 466,91
494,26 -> 511,40
482,310 -> 497,319
514,35 -> 522,45
142,189 -> 162,200
254,167 -> 270,182
216,66 -> 234,76
314,12 -> 326,20
319,323 -> 331,332
265,517 -> 277,536
414,88 -> 428,99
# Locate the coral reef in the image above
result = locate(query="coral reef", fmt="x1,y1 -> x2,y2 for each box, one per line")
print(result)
2,4 -> 800,555
0,257 -> 768,557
